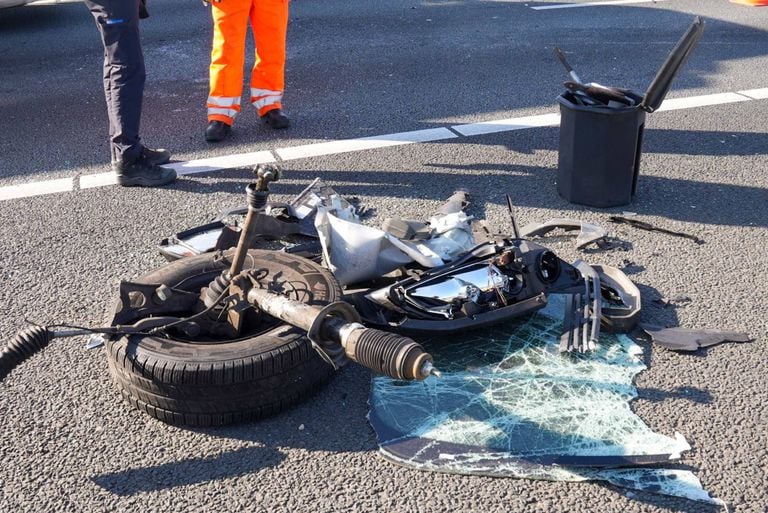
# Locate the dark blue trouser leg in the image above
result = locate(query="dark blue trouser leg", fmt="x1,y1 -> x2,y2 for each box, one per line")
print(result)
85,0 -> 145,163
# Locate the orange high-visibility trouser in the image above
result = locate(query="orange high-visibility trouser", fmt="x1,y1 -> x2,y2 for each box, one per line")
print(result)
208,0 -> 289,125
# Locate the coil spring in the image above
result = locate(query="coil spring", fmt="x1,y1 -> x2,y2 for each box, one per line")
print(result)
203,272 -> 231,309
246,186 -> 269,211
0,326 -> 53,382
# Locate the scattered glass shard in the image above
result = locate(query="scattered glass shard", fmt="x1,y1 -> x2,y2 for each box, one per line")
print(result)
369,295 -> 723,505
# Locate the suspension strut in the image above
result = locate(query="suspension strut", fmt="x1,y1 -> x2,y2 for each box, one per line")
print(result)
202,163 -> 280,311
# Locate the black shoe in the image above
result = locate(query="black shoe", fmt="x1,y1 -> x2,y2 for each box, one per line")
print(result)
261,109 -> 290,129
141,145 -> 171,166
113,157 -> 177,187
205,120 -> 232,142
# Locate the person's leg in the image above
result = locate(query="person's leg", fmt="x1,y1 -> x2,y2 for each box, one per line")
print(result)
249,0 -> 289,122
208,0 -> 250,126
85,0 -> 145,164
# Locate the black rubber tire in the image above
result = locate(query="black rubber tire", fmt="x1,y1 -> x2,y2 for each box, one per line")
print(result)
105,250 -> 341,427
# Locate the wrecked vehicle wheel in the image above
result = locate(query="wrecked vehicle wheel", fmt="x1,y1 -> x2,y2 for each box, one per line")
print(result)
105,250 -> 341,427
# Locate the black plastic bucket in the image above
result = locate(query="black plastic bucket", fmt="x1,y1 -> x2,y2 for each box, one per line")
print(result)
556,94 -> 646,207
555,16 -> 704,208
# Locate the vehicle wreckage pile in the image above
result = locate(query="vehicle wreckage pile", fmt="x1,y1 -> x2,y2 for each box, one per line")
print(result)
0,165 -> 749,506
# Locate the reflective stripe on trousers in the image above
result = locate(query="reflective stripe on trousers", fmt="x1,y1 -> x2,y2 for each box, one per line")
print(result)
207,95 -> 241,122
250,88 -> 282,111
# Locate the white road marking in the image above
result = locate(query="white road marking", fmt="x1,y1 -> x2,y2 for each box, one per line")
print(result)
27,0 -> 83,5
738,88 -> 768,100
167,151 -> 275,175
80,172 -> 117,189
0,89 -> 765,202
530,0 -> 665,10
452,113 -> 561,137
654,92 -> 751,112
0,178 -> 74,201
275,128 -> 458,161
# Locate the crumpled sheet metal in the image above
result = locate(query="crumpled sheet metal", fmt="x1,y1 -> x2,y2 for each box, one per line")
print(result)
641,324 -> 752,351
369,295 -> 723,505
314,208 -> 476,286
315,208 -> 442,286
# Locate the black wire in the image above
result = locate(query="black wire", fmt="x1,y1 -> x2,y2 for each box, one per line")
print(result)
148,285 -> 231,335
23,284 -> 231,339
24,319 -> 119,335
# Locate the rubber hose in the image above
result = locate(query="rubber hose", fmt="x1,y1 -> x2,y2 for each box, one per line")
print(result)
347,328 -> 431,381
0,326 -> 53,382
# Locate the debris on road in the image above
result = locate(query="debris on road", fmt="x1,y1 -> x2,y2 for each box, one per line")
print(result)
0,165 -> 732,507
609,216 -> 704,244
519,218 -> 608,250
653,294 -> 693,308
640,324 -> 753,352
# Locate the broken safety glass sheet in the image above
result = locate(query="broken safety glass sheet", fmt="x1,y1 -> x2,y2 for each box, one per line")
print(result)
369,295 -> 722,505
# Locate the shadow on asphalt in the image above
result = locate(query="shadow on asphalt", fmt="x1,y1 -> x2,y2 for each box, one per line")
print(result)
90,446 -> 286,496
168,133 -> 768,229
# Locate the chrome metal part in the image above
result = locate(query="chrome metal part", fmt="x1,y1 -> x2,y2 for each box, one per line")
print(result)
408,265 -> 508,304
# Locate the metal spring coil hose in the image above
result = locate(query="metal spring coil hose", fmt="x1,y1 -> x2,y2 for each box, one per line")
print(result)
351,329 -> 424,381
0,326 -> 53,382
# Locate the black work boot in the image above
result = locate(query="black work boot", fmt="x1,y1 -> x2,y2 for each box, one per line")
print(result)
141,145 -> 171,166
113,156 -> 177,187
205,120 -> 232,142
260,108 -> 290,129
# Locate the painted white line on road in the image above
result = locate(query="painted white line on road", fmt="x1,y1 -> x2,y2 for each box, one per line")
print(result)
275,128 -> 458,161
27,0 -> 83,5
80,172 -> 117,189
452,113 -> 561,137
167,151 -> 275,175
738,88 -> 768,100
530,0 -> 665,10
0,177 -> 73,201
1,89 -> 766,203
654,92 -> 751,112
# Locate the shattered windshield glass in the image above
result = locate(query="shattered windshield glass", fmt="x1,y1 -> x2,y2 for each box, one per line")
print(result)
369,295 -> 722,505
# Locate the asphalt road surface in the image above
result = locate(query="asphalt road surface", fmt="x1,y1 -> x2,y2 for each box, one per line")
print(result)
1,1 -> 767,512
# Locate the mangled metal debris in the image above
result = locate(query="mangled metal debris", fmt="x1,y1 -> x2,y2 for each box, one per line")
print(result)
139,171 -> 737,505
520,218 -> 608,250
1,163 -> 740,510
593,264 -> 641,333
315,190 -> 483,285
158,178 -> 354,260
640,324 -> 753,352
159,184 -> 608,351
609,216 -> 704,245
